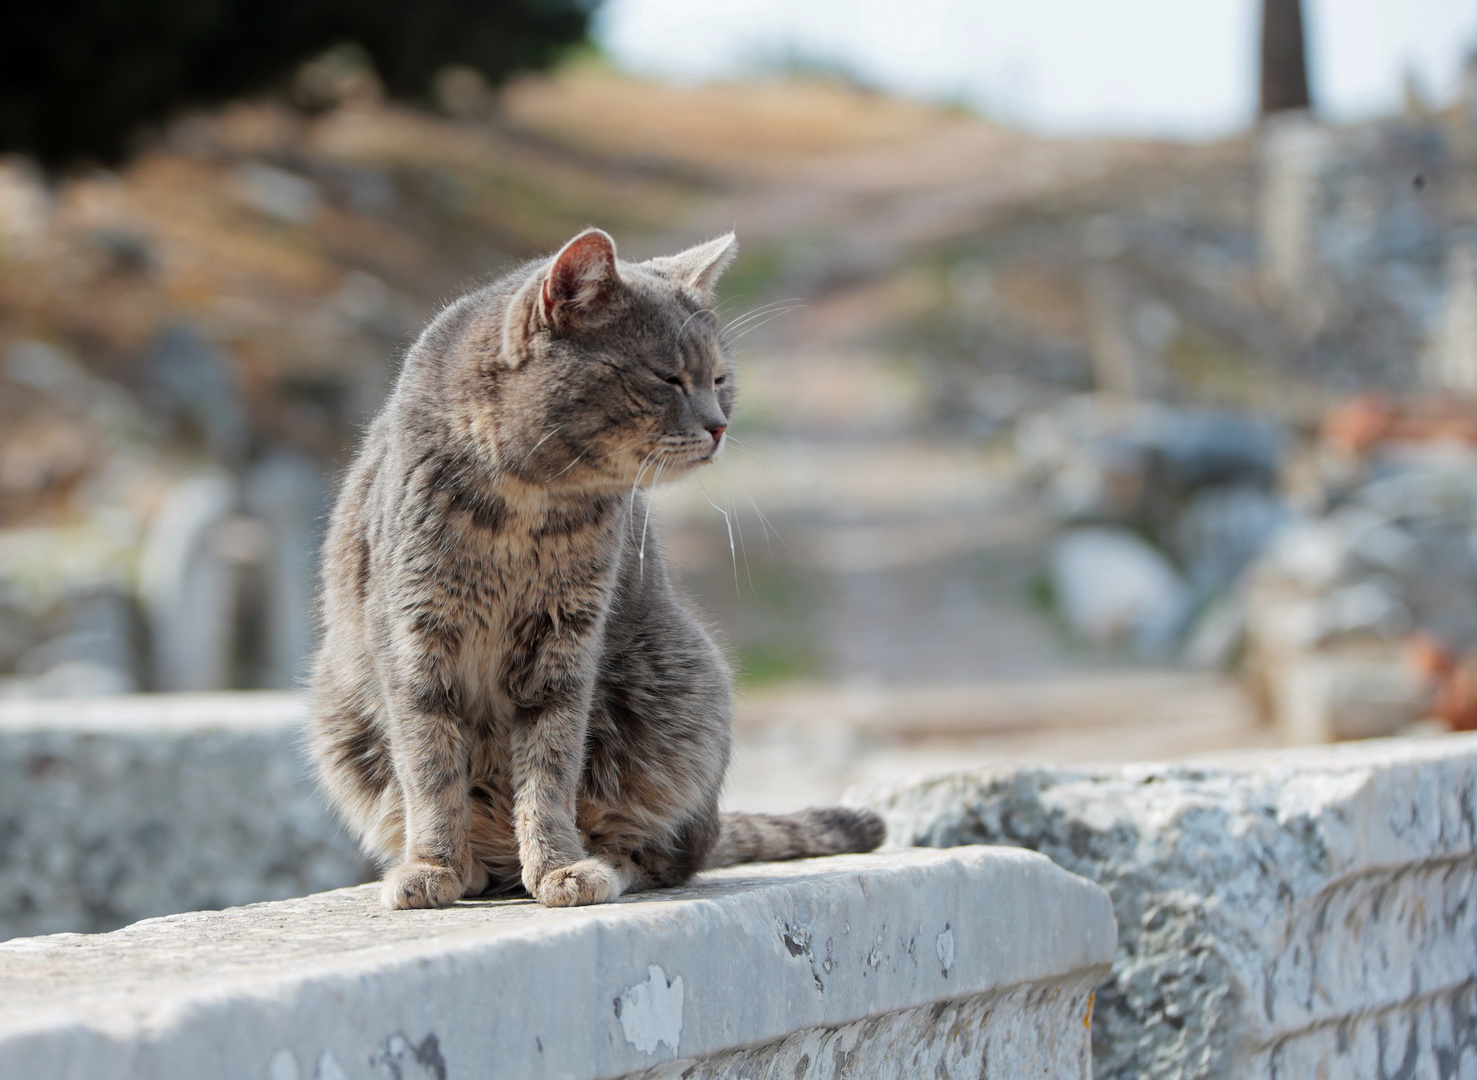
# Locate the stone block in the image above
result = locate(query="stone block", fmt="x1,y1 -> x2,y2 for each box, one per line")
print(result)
0,846 -> 1116,1080
856,734 -> 1477,1080
0,692 -> 370,940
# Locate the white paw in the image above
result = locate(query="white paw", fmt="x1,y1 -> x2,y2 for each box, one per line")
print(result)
380,862 -> 466,909
534,857 -> 623,907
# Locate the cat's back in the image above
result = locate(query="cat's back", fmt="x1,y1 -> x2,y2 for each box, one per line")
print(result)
319,270 -> 530,587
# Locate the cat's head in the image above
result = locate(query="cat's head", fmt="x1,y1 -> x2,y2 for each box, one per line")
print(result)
491,228 -> 739,492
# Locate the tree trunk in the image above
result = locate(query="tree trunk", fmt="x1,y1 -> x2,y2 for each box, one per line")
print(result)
1259,0 -> 1311,115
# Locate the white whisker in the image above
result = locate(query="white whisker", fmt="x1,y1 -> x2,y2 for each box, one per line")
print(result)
737,476 -> 786,555
720,438 -> 784,505
727,307 -> 803,343
545,448 -> 588,481
676,307 -> 716,341
715,454 -> 781,562
629,448 -> 659,516
723,434 -> 779,460
638,459 -> 667,579
723,297 -> 804,334
724,302 -> 804,334
728,485 -> 757,597
698,476 -> 740,595
520,424 -> 563,468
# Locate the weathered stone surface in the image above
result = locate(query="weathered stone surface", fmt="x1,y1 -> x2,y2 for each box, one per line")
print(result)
0,847 -> 1116,1080
0,692 -> 370,940
855,734 -> 1477,1080
631,983 -> 1094,1080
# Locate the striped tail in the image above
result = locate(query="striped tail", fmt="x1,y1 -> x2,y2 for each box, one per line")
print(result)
704,806 -> 886,868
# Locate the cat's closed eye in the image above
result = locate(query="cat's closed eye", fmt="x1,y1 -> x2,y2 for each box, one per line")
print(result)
714,375 -> 727,386
662,374 -> 685,387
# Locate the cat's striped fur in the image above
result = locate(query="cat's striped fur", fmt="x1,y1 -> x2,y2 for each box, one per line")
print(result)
309,228 -> 883,909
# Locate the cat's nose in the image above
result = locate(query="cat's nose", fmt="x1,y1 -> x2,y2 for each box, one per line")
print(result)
708,425 -> 727,445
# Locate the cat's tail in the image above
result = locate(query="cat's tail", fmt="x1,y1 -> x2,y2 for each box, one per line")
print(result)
704,806 -> 886,868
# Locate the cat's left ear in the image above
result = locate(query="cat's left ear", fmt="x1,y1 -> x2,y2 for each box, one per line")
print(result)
646,233 -> 738,296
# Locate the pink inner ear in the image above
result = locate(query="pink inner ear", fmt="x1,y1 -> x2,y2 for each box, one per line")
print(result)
543,232 -> 617,322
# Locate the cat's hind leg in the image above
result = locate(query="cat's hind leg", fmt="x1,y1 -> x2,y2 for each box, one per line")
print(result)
308,682 -> 405,865
576,805 -> 721,897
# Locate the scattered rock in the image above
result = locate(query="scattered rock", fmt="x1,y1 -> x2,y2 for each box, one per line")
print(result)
1019,396 -> 1283,526
1247,443 -> 1477,741
137,472 -> 240,692
1179,590 -> 1246,671
243,453 -> 327,689
0,693 -> 372,938
1152,409 -> 1282,493
230,162 -> 322,224
9,590 -> 140,696
144,326 -> 249,466
1050,526 -> 1192,656
1173,484 -> 1287,594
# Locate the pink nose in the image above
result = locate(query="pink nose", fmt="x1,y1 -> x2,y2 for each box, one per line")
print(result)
709,425 -> 727,444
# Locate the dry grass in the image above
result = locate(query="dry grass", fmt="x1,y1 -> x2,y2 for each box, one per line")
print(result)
501,64 -> 966,178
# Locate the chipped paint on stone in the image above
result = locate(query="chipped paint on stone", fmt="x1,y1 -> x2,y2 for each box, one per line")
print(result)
935,926 -> 955,976
617,964 -> 685,1054
266,1048 -> 298,1080
313,1050 -> 346,1080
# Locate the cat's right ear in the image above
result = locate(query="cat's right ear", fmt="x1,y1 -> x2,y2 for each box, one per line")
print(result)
540,228 -> 621,330
504,229 -> 623,362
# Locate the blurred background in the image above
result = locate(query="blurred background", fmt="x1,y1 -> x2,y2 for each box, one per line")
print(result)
4,0 -> 1477,811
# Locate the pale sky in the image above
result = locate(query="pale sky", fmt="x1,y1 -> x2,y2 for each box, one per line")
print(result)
596,0 -> 1477,139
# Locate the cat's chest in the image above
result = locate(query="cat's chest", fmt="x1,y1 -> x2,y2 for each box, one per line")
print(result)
440,499 -> 622,704
450,500 -> 619,603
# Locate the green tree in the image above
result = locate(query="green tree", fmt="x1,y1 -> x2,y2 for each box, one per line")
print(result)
0,0 -> 597,167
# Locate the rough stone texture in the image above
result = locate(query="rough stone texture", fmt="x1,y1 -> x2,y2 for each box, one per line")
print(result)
0,847 -> 1115,1080
855,734 -> 1477,1080
0,692 -> 371,940
630,983 -> 1095,1080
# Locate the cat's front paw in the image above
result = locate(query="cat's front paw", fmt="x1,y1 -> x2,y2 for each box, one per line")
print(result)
381,861 -> 466,910
534,858 -> 622,907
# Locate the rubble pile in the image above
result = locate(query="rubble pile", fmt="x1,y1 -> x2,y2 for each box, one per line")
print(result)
1017,387 -> 1477,744
988,99 -> 1477,748
1018,393 -> 1286,660
1245,400 -> 1477,741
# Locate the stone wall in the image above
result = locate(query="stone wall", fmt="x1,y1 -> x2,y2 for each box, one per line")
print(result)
0,847 -> 1116,1080
0,692 -> 369,940
857,734 -> 1477,1080
9,691 -> 1474,1078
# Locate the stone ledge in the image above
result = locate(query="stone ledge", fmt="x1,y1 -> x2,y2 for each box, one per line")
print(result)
0,690 -> 308,735
857,734 -> 1477,1080
0,692 -> 369,939
0,846 -> 1116,1080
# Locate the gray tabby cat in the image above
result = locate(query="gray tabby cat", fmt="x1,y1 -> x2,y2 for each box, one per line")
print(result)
309,228 -> 884,909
